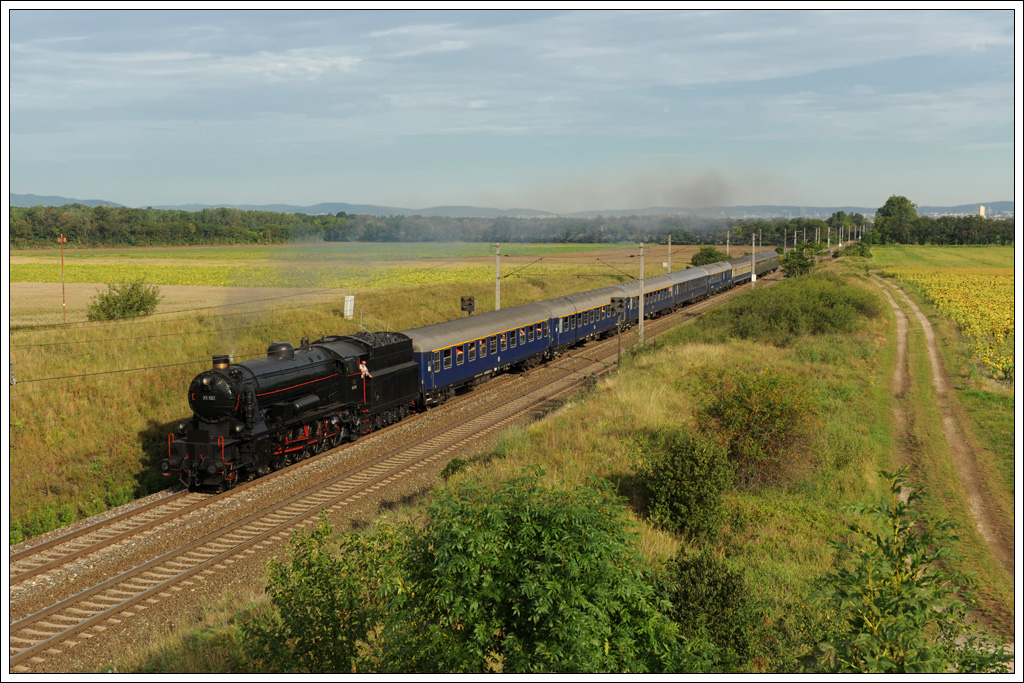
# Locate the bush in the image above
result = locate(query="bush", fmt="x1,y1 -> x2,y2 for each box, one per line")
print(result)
810,469 -> 1011,673
691,245 -> 729,266
242,515 -> 381,673
633,429 -> 732,541
87,279 -> 162,320
664,549 -> 765,667
673,272 -> 882,347
386,470 -> 682,673
836,242 -> 872,258
695,367 -> 815,485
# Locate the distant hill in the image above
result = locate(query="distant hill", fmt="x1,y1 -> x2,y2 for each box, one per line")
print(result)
10,193 -> 124,208
10,194 -> 1012,219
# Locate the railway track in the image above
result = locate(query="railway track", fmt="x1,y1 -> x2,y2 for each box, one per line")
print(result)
9,272 -> 780,672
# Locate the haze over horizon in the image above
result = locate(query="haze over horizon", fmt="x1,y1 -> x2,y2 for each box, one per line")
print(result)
7,8 -> 1020,214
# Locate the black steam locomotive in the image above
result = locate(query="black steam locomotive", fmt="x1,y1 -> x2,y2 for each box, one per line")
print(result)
162,332 -> 419,489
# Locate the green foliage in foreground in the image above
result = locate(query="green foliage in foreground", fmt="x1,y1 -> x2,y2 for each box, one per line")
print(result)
86,279 -> 163,320
673,271 -> 883,347
665,549 -> 768,666
245,472 -> 702,673
809,469 -> 1011,673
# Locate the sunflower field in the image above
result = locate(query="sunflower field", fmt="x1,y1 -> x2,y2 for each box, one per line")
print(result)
893,268 -> 1014,380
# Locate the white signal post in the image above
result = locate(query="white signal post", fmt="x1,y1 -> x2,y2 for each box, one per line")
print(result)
751,233 -> 756,287
59,233 -> 68,326
638,243 -> 645,347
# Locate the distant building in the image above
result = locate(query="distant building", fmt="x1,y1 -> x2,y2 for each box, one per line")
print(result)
980,205 -> 986,218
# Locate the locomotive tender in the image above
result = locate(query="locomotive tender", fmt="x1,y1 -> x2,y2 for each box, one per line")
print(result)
163,251 -> 779,490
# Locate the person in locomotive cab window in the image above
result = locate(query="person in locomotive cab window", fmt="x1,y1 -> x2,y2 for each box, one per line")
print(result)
359,358 -> 372,378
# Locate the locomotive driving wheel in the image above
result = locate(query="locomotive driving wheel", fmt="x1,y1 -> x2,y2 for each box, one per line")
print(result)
271,452 -> 287,471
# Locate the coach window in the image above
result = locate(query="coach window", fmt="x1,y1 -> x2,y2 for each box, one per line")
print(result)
432,351 -> 440,373
469,342 -> 476,362
490,336 -> 497,354
443,348 -> 452,370
456,345 -> 464,366
528,326 -> 534,342
520,328 -> 526,345
510,331 -> 516,348
479,339 -> 487,358
501,333 -> 507,351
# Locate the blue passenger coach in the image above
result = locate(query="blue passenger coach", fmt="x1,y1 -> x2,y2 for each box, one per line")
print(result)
405,303 -> 552,405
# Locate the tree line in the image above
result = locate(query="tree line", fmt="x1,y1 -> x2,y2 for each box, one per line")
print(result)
870,195 -> 1013,245
9,198 -> 1013,249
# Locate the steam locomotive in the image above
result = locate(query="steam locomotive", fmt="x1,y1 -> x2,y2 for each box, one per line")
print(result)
162,332 -> 419,489
163,250 -> 779,490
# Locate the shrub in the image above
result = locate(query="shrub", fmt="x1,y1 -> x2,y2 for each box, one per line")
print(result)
691,245 -> 729,266
633,429 -> 732,541
809,469 -> 1011,673
664,549 -> 765,667
87,279 -> 163,320
673,272 -> 883,347
242,514 -> 381,673
695,367 -> 815,485
385,470 -> 682,673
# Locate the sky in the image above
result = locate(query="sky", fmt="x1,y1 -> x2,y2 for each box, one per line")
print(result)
5,6 -> 1020,214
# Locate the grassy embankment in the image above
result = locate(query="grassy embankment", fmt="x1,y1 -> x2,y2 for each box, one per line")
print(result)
112,260 -> 936,673
9,242 -> 660,543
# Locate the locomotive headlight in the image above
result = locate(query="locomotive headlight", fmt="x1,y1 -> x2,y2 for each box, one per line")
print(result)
179,420 -> 187,431
233,424 -> 243,433
202,377 -> 211,386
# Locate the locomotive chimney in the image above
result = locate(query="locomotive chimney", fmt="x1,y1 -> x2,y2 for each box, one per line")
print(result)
213,355 -> 230,370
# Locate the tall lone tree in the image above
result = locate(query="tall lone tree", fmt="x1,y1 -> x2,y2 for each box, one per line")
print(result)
874,196 -> 918,244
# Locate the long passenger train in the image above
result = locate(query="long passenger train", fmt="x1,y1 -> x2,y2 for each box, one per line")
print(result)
163,250 -> 779,489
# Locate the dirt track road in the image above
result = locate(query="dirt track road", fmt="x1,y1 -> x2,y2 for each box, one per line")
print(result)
873,276 -> 1015,665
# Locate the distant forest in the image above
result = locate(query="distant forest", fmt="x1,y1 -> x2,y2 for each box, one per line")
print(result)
9,202 -> 1013,249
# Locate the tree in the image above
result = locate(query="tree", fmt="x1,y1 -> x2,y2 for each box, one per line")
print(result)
874,196 -> 918,244
691,245 -> 729,266
382,471 -> 682,673
810,470 -> 1010,673
86,279 -> 162,320
780,243 -> 813,277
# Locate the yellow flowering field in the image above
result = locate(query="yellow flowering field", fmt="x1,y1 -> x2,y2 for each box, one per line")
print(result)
9,262 -> 500,290
892,268 -> 1014,380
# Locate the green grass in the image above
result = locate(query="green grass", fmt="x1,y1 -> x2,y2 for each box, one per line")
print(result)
13,241 -> 632,262
870,244 -> 1014,271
